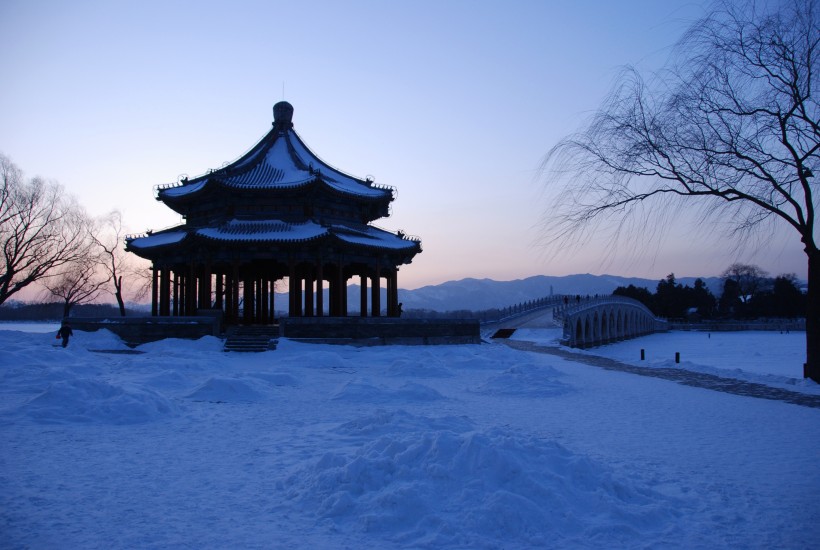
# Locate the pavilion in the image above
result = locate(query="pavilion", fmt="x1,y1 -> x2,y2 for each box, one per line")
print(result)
126,101 -> 422,324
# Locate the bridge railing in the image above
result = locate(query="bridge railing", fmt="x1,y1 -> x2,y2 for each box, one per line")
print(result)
481,295 -> 563,325
479,295 -> 567,325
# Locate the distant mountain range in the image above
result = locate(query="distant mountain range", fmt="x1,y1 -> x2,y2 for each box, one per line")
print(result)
271,274 -> 723,313
392,274 -> 724,312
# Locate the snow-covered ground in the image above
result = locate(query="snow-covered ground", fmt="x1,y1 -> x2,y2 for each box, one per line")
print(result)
512,327 -> 818,394
1,325 -> 818,549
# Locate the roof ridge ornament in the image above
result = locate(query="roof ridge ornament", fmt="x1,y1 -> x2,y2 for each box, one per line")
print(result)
273,101 -> 294,130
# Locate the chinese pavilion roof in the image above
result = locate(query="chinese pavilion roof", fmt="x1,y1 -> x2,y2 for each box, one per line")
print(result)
156,101 -> 393,210
126,101 -> 421,265
127,219 -> 420,253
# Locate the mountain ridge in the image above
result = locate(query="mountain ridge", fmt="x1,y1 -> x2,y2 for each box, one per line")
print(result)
394,273 -> 724,312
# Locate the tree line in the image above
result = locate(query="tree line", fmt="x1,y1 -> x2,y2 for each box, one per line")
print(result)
1,154 -> 148,317
402,296 -> 558,323
613,264 -> 806,321
0,302 -> 130,321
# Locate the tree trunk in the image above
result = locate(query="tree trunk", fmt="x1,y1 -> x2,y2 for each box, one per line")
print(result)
115,291 -> 126,317
63,300 -> 71,318
805,248 -> 820,383
115,276 -> 126,317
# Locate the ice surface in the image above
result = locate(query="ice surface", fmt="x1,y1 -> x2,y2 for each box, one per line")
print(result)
512,327 -> 817,393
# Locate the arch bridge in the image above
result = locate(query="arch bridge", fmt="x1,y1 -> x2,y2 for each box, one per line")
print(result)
554,296 -> 668,348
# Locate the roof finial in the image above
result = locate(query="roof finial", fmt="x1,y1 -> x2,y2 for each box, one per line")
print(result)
273,101 -> 294,129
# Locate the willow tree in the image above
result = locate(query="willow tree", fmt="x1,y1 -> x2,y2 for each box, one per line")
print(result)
92,211 -> 149,316
542,0 -> 820,381
1,154 -> 90,306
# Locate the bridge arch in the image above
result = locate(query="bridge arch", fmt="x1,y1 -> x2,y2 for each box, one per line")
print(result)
558,296 -> 667,348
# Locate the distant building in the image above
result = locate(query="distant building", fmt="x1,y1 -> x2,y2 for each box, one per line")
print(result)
126,101 -> 422,323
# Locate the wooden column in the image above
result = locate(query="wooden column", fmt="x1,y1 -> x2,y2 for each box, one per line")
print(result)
199,266 -> 212,310
243,272 -> 254,323
268,279 -> 276,322
160,268 -> 171,316
390,270 -> 399,317
386,270 -> 393,317
337,263 -> 347,317
316,262 -> 324,317
371,264 -> 381,317
215,273 -> 224,311
178,274 -> 185,317
255,278 -> 262,321
186,263 -> 197,316
289,262 -> 302,317
173,273 -> 180,316
231,264 -> 240,322
305,271 -> 314,317
394,272 -> 399,316
225,272 -> 233,323
360,273 -> 368,317
328,272 -> 336,316
151,266 -> 158,316
261,278 -> 269,323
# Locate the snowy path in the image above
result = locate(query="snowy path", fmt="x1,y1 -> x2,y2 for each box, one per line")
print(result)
504,339 -> 820,408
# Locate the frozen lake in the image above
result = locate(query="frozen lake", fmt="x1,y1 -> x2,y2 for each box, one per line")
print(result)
0,322 -> 60,333
512,327 -> 809,386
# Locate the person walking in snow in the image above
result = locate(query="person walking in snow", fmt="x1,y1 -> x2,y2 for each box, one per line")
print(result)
57,321 -> 73,348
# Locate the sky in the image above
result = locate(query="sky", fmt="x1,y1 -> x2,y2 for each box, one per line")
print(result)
0,0 -> 809,290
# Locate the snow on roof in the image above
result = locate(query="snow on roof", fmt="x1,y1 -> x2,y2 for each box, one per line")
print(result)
331,224 -> 419,250
197,219 -> 327,242
128,220 -> 415,251
159,127 -> 389,200
287,132 -> 388,199
223,138 -> 313,188
127,230 -> 187,249
161,180 -> 206,197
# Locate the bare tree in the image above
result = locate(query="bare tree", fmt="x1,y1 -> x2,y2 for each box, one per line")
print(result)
92,211 -> 149,316
541,1 -> 820,381
722,263 -> 769,304
42,254 -> 107,318
1,154 -> 91,306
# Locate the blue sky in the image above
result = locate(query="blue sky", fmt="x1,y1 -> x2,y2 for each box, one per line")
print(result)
0,0 -> 807,289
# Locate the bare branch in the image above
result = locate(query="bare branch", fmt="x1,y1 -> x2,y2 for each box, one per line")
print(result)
0,154 -> 93,306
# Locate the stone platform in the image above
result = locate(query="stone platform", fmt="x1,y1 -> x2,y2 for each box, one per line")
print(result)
66,316 -> 480,347
280,317 -> 481,345
66,316 -> 221,347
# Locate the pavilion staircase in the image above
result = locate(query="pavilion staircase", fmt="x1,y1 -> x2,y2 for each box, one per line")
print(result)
223,325 -> 279,352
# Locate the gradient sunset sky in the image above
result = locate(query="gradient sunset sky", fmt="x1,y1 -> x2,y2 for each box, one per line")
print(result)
0,0 -> 807,289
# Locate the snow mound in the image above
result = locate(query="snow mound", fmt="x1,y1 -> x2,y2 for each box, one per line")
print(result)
473,363 -> 573,397
291,427 -> 683,547
331,380 -> 445,403
137,335 -> 225,353
276,348 -> 352,371
385,357 -> 454,378
139,369 -> 193,391
78,328 -> 131,350
15,379 -> 178,424
185,376 -> 270,402
246,372 -> 300,387
335,409 -> 475,437
446,352 -> 504,370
